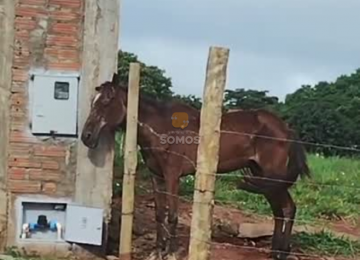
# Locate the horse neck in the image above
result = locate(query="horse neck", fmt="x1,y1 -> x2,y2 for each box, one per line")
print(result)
120,94 -> 166,147
117,88 -> 200,147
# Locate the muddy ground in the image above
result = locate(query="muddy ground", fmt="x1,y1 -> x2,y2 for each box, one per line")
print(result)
107,191 -> 359,260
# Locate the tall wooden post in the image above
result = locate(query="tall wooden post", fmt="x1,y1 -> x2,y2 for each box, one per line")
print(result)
119,63 -> 141,260
188,46 -> 230,260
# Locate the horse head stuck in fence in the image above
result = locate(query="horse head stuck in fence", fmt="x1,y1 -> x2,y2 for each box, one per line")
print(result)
81,73 -> 311,260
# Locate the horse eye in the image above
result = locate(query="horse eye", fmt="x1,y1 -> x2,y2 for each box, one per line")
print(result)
175,117 -> 177,119
171,117 -> 173,120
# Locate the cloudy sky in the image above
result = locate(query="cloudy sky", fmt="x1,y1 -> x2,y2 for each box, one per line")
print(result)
119,0 -> 360,101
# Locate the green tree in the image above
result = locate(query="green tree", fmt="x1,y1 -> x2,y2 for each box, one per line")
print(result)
283,69 -> 360,156
117,50 -> 174,100
224,88 -> 280,112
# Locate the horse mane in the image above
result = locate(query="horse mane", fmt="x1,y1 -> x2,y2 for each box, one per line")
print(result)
116,83 -> 200,117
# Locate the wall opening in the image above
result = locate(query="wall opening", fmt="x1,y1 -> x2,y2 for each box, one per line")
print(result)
20,202 -> 67,242
16,197 -> 104,246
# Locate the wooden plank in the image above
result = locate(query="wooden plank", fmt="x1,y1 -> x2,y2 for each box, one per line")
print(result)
119,63 -> 141,260
188,46 -> 230,260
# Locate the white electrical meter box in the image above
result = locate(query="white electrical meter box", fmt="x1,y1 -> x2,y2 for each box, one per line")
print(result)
30,72 -> 79,136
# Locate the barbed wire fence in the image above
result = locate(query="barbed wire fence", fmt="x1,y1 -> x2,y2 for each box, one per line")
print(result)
114,47 -> 360,260
3,118 -> 358,259
119,130 -> 360,260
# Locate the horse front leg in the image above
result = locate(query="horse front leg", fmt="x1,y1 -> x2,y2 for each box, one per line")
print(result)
165,176 -> 180,260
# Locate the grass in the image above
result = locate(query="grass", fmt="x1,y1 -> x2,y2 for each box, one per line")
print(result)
113,136 -> 360,257
180,154 -> 360,222
178,154 -> 360,257
293,231 -> 360,257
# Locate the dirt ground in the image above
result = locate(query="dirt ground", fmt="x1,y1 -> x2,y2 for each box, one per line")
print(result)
107,191 -> 358,260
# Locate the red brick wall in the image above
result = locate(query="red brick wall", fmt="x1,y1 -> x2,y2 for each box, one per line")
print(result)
8,0 -> 84,196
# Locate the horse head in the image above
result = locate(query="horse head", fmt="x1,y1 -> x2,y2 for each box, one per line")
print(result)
81,73 -> 127,149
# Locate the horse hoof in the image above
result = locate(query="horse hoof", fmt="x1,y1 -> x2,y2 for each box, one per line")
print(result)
165,253 -> 179,260
145,251 -> 164,260
286,255 -> 299,260
271,252 -> 288,260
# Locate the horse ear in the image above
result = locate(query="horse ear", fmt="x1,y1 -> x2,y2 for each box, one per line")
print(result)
112,73 -> 119,85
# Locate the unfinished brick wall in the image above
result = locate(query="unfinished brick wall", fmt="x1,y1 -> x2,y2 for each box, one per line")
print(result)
8,0 -> 84,197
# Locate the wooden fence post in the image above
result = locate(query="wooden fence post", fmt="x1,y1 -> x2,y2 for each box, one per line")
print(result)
119,63 -> 141,260
188,46 -> 230,260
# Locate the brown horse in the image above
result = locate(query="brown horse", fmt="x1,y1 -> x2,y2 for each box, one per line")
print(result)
81,74 -> 310,260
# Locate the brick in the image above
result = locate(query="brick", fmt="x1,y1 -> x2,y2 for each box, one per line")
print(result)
12,68 -> 29,82
11,93 -> 27,106
16,6 -> 47,18
45,48 -> 79,61
11,121 -> 27,131
49,0 -> 81,8
9,168 -> 28,180
46,35 -> 78,47
50,23 -> 79,35
15,17 -> 37,30
8,157 -> 41,168
10,132 -> 38,144
42,160 -> 60,170
11,81 -> 27,93
50,10 -> 79,21
9,143 -> 33,156
42,182 -> 57,194
19,0 -> 47,5
14,54 -> 30,63
34,145 -> 66,157
9,180 -> 41,193
47,62 -> 81,71
13,56 -> 30,69
29,169 -> 62,182
14,43 -> 31,56
10,106 -> 27,119
15,30 -> 31,41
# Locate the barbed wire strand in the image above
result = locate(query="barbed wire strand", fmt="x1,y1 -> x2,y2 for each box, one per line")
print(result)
135,184 -> 360,230
0,233 -> 351,260
155,219 -> 355,260
137,120 -> 360,153
134,145 -> 360,192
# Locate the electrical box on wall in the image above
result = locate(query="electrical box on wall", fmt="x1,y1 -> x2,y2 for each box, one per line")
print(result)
30,72 -> 79,136
18,199 -> 104,246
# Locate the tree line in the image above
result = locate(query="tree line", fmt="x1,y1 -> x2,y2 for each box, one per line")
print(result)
117,50 -> 360,157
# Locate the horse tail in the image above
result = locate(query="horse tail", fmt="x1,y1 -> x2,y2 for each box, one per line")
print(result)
287,130 -> 311,181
